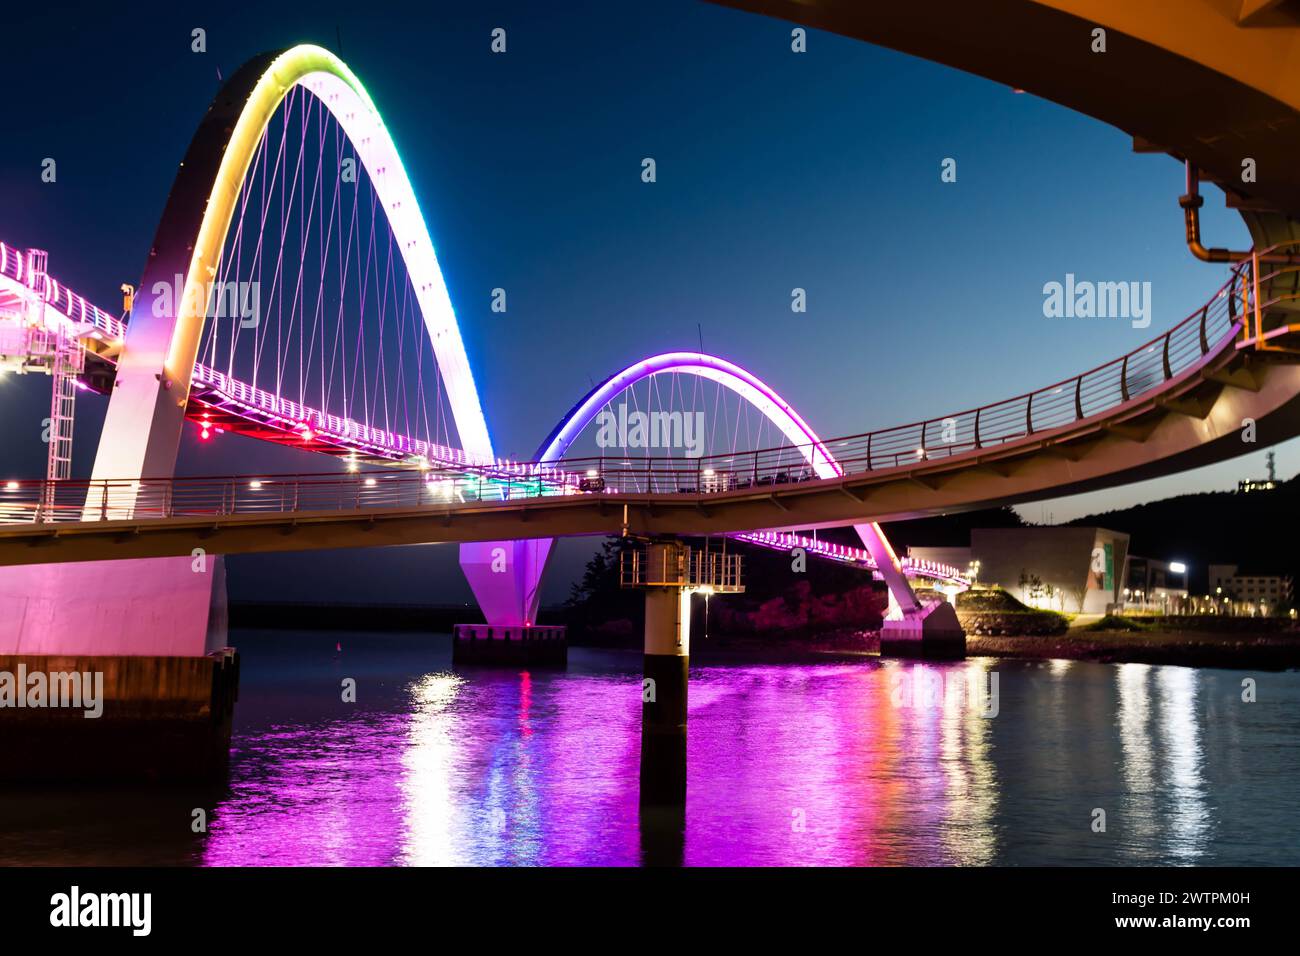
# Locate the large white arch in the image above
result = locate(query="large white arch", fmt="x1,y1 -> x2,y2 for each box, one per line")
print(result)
90,45 -> 491,515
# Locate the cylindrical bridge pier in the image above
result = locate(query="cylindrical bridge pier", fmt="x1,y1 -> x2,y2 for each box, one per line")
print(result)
642,583 -> 692,804
623,539 -> 743,805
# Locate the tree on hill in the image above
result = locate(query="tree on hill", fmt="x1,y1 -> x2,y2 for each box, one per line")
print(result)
564,537 -> 641,639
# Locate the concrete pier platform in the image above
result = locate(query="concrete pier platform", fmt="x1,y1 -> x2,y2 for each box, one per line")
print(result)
0,554 -> 239,781
0,649 -> 240,782
880,600 -> 967,660
452,623 -> 567,666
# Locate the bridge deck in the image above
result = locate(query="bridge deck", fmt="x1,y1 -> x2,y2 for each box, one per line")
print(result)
4,241 -> 1300,573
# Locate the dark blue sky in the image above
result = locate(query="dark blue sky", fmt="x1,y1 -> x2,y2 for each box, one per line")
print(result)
0,1 -> 1286,601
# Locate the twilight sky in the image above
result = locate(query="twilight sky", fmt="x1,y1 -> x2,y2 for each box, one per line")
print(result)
0,0 -> 1289,602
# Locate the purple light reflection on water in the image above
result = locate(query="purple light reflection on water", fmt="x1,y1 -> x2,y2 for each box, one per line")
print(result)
676,660 -> 1000,866
172,634 -> 1300,867
202,715 -> 411,866
204,646 -> 648,866
198,639 -> 1004,866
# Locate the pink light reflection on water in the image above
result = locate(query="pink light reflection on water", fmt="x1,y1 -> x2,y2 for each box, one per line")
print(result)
14,631 -> 1292,867
678,661 -> 998,866
199,654 -> 1001,866
201,714 -> 412,866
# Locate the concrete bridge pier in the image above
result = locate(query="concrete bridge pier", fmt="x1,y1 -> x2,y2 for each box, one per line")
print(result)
880,598 -> 967,660
0,554 -> 238,781
641,583 -> 692,805
626,539 -> 744,805
457,539 -> 568,666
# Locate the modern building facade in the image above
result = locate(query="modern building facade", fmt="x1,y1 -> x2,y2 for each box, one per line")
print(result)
1123,555 -> 1190,614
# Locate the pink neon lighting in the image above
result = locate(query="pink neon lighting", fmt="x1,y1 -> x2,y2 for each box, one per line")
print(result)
0,242 -> 125,341
732,530 -> 967,587
539,352 -> 838,478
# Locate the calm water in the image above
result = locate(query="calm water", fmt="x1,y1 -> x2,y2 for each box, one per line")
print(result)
3,629 -> 1298,866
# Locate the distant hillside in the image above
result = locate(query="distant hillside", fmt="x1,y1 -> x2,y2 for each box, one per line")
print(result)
1066,475 -> 1299,593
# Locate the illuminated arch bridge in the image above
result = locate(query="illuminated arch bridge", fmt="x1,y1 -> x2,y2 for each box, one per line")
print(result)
2,43 -> 1300,639
0,239 -> 967,606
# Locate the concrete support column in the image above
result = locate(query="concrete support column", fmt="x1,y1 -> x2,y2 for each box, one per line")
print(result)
0,554 -> 237,780
854,521 -> 923,616
641,585 -> 692,805
880,599 -> 967,660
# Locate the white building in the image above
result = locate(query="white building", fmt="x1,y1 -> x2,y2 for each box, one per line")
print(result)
1207,564 -> 1294,616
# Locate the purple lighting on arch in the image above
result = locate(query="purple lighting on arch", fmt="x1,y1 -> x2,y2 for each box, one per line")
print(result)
537,351 -> 838,475
532,350 -> 932,613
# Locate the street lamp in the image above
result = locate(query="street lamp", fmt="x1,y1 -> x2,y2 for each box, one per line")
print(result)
1168,562 -> 1188,614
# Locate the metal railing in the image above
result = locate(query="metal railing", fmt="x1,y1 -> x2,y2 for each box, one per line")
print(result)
2,240 -> 545,475
619,545 -> 744,592
541,261 -> 1247,495
188,363 -> 510,472
0,242 -> 125,341
731,530 -> 968,587
0,264 -> 1255,526
0,468 -> 582,525
1237,239 -> 1300,351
